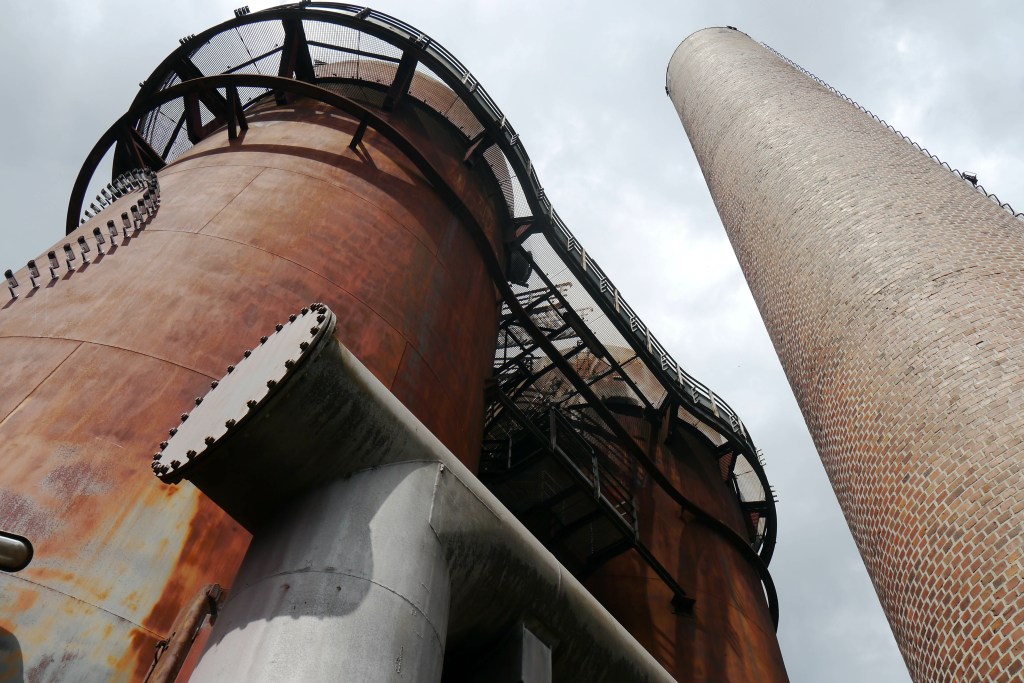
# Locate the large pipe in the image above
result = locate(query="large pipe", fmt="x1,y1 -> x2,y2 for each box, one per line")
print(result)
157,305 -> 674,682
191,463 -> 452,681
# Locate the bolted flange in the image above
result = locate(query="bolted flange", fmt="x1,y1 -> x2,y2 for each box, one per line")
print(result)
150,303 -> 337,484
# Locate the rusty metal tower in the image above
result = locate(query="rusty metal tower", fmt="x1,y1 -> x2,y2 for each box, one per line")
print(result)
669,26 -> 1024,683
1,7 -> 783,681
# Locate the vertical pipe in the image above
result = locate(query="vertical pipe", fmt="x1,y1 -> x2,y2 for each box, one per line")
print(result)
190,462 -> 450,683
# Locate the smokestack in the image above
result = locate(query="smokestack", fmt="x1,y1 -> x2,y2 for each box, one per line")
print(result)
669,26 -> 1024,683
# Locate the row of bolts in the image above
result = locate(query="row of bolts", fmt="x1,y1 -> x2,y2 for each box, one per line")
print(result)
151,302 -> 330,476
5,169 -> 160,299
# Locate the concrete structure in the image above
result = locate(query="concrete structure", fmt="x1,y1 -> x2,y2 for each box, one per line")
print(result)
0,7 -> 783,681
669,27 -> 1024,683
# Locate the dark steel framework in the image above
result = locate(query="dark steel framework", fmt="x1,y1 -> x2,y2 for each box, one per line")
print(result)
67,3 -> 780,627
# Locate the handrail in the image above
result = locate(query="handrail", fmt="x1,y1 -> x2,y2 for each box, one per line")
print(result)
290,3 -> 765,468
760,42 -> 1024,222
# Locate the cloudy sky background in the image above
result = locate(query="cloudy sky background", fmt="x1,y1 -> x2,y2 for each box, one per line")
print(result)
2,2 -> 1023,681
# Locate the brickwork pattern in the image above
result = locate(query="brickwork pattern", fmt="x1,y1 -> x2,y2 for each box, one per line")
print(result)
668,28 -> 1024,682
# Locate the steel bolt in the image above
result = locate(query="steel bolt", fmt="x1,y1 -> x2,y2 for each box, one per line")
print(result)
211,380 -> 219,389
299,341 -> 309,350
284,359 -> 295,368
243,350 -> 252,358
267,379 -> 277,389
204,436 -> 215,445
151,462 -> 160,471
185,450 -> 197,460
301,307 -> 309,315
160,441 -> 168,449
276,323 -> 284,331
168,427 -> 178,436
170,460 -> 181,469
260,335 -> 269,344
317,314 -> 326,323
195,397 -> 203,405
246,399 -> 257,409
180,413 -> 189,421
225,418 -> 236,428
153,453 -> 162,461
310,326 -> 320,335
288,314 -> 297,322
227,365 -> 235,373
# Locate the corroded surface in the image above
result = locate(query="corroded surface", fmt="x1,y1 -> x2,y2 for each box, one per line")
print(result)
153,303 -> 335,487
583,399 -> 787,682
0,94 -> 504,679
670,27 -> 1024,682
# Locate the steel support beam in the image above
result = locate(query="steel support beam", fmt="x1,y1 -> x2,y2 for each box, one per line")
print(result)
276,17 -> 316,105
183,92 -> 204,144
225,86 -> 248,141
382,49 -> 418,112
112,124 -> 167,178
172,55 -> 229,119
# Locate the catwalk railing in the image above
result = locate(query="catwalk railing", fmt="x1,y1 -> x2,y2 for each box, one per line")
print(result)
761,41 -> 1024,222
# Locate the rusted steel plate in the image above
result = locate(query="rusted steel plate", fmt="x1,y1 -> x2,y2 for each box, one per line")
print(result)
585,433 -> 788,682
0,337 -> 81,423
0,575 -> 158,681
0,342 -> 249,681
0,94 -> 505,680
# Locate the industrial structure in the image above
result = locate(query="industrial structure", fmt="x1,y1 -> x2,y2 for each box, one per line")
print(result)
0,6 -> 782,682
670,27 -> 1024,683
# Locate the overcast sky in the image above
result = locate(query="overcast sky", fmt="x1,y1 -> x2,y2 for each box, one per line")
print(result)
3,2 -> 1023,682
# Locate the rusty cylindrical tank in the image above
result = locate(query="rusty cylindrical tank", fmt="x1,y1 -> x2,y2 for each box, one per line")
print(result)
0,84 -> 506,680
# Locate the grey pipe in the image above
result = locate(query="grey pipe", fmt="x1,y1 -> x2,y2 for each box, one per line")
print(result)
161,308 -> 673,682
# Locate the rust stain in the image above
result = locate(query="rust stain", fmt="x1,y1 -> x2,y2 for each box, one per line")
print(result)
584,428 -> 787,681
1,67 -> 505,678
20,568 -> 77,585
6,586 -> 39,614
140,495 -> 249,637
126,626 -> 161,683
26,650 -> 81,683
0,491 -> 59,542
40,462 -> 113,500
